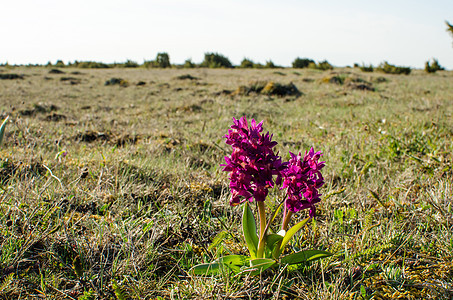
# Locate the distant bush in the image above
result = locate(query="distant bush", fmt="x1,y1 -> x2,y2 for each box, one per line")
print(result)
122,60 -> 139,68
292,57 -> 315,68
156,53 -> 171,68
308,60 -> 333,71
55,60 -> 65,68
76,61 -> 111,69
264,60 -> 278,69
201,53 -> 233,68
183,59 -> 195,68
376,61 -> 411,75
359,63 -> 374,72
240,58 -> 254,68
143,53 -> 171,68
425,59 -> 444,73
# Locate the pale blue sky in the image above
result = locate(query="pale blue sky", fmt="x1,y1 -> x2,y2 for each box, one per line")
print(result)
2,0 -> 453,68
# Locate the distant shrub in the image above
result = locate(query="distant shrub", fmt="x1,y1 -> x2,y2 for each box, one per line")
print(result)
359,63 -> 374,72
264,60 -> 278,69
122,60 -> 139,68
201,53 -> 233,68
55,60 -> 65,68
377,61 -> 411,75
76,61 -> 111,69
425,59 -> 444,73
317,60 -> 333,70
143,60 -> 156,68
292,57 -> 315,68
156,52 -> 171,68
240,58 -> 254,68
308,60 -> 333,71
183,59 -> 195,68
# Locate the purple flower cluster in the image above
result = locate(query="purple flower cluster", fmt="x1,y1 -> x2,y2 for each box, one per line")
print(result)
222,116 -> 326,216
222,117 -> 286,206
281,149 -> 325,216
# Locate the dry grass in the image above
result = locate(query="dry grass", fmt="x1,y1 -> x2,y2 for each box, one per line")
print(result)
0,66 -> 452,299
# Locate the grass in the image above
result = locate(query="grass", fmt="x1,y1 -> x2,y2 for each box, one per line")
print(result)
0,66 -> 452,299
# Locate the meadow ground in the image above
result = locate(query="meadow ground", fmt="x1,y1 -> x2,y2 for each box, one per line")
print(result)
0,66 -> 452,299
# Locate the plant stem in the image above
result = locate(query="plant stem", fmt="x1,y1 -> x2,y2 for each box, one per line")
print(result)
282,210 -> 293,231
257,201 -> 266,258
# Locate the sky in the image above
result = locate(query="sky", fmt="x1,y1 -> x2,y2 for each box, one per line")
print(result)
2,0 -> 453,69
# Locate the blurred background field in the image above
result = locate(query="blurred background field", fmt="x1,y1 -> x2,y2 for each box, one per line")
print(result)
0,66 -> 452,299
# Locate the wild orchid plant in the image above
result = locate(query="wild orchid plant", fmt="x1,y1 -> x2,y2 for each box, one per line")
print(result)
191,116 -> 331,275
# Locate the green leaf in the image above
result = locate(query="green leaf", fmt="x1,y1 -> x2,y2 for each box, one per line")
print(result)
360,285 -> 367,298
280,249 -> 332,265
208,231 -> 228,250
241,258 -> 276,275
0,116 -> 9,145
190,255 -> 249,275
242,202 -> 259,258
279,217 -> 311,253
266,233 -> 284,250
218,255 -> 249,272
190,262 -> 221,275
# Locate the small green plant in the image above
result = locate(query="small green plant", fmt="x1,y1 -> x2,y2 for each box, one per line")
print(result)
201,52 -> 233,68
191,117 -> 331,275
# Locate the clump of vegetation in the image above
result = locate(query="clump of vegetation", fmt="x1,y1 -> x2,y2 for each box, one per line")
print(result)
359,63 -> 374,72
104,78 -> 129,87
156,53 -> 171,68
261,81 -> 301,96
425,58 -> 444,73
292,57 -> 315,68
264,60 -> 278,69
54,60 -> 65,68
120,59 -> 140,68
143,53 -> 171,68
322,75 -> 375,91
201,53 -> 233,68
376,61 -> 411,75
48,69 -> 65,74
0,74 -> 23,80
308,60 -> 333,71
239,58 -> 255,68
175,74 -> 198,80
183,59 -> 195,68
73,61 -> 111,68
233,81 -> 301,97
